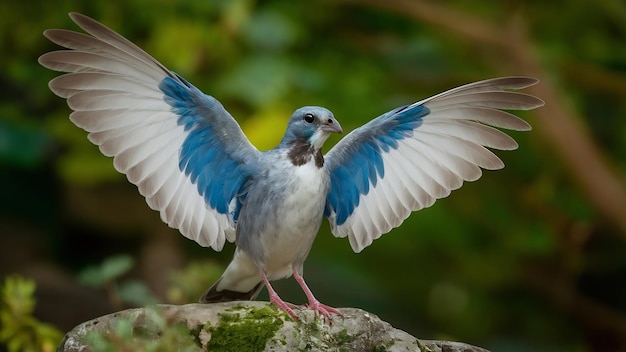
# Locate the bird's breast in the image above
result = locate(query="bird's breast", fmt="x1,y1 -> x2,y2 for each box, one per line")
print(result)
236,155 -> 330,279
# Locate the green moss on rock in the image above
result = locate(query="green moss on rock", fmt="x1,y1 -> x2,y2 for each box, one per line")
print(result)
204,305 -> 285,352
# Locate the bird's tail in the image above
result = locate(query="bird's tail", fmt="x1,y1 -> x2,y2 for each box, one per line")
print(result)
199,250 -> 264,303
199,277 -> 264,303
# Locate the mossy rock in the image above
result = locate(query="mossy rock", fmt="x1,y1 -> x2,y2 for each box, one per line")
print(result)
58,301 -> 489,352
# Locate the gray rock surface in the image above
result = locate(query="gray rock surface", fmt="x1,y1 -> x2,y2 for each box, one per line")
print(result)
58,301 -> 489,352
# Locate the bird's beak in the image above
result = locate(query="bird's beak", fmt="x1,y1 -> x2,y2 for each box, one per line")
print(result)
321,119 -> 343,134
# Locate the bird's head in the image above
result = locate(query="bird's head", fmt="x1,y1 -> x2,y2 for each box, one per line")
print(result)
280,106 -> 343,150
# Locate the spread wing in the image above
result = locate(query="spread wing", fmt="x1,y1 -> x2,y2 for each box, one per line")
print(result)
39,13 -> 261,250
324,77 -> 543,252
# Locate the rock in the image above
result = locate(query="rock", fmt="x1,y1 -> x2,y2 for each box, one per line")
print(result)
58,301 -> 489,352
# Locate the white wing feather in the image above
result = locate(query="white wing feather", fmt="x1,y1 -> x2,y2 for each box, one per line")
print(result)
39,13 -> 250,250
326,77 -> 543,252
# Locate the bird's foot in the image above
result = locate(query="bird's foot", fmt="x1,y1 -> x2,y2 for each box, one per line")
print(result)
306,300 -> 343,321
291,269 -> 342,321
261,270 -> 300,320
269,294 -> 299,320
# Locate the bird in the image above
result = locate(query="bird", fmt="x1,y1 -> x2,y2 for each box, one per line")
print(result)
39,13 -> 543,320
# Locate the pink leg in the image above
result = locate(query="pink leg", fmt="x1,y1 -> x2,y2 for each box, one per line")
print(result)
260,271 -> 299,320
292,269 -> 343,319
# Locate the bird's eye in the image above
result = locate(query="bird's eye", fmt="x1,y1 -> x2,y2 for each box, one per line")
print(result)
303,113 -> 315,123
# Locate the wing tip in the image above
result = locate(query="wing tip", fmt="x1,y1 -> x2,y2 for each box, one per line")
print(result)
349,236 -> 367,253
68,12 -> 91,25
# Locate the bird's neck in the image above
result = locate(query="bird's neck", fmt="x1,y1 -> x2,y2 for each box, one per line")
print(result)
286,139 -> 324,168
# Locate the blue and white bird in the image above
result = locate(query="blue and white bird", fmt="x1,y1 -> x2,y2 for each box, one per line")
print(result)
40,13 -> 543,319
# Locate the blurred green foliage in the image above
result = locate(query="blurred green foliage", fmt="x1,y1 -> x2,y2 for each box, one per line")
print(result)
79,255 -> 157,308
167,260 -> 224,305
1,0 -> 626,351
0,277 -> 63,352
78,255 -> 135,288
83,306 -> 198,352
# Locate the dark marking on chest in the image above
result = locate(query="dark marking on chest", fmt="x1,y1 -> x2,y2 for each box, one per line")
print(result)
288,140 -> 324,168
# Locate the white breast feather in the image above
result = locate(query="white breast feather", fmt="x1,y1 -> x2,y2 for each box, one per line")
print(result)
262,155 -> 328,278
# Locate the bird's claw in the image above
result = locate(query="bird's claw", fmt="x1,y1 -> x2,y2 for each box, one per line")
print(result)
269,296 -> 300,320
306,301 -> 343,321
271,300 -> 342,322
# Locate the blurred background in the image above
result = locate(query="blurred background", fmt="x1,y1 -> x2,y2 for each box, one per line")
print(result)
1,0 -> 626,351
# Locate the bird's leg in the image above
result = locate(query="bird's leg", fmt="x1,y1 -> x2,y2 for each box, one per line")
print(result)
259,271 -> 299,320
292,269 -> 343,319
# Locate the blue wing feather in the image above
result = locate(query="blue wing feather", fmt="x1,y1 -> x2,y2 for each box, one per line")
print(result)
159,75 -> 257,219
324,104 -> 429,225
